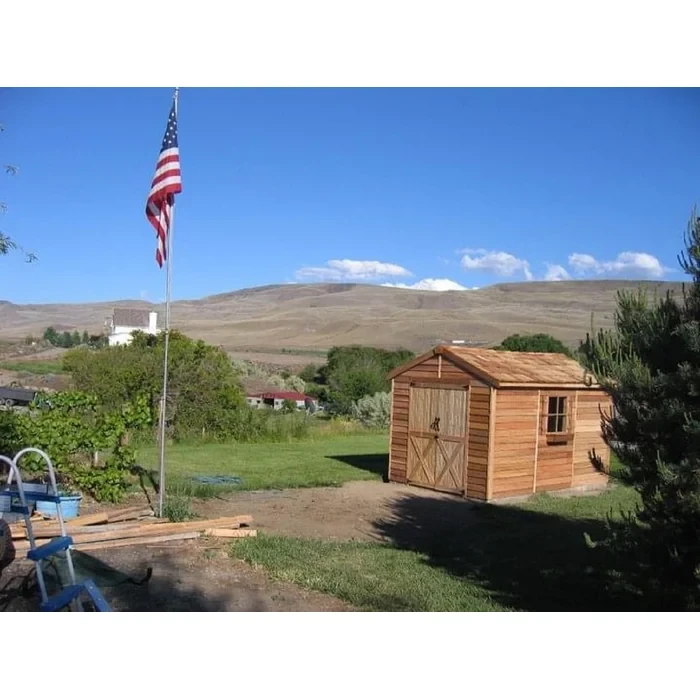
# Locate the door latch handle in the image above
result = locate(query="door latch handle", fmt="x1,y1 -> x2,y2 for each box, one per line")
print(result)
430,416 -> 440,432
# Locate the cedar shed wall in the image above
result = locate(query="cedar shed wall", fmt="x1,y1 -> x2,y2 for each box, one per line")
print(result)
389,351 -> 612,502
490,388 -> 611,499
388,354 -> 491,501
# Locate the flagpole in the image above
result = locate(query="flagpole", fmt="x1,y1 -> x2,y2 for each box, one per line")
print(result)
157,86 -> 179,518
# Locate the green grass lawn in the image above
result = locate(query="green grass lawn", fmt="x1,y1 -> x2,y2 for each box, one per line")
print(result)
232,454 -> 646,612
0,360 -> 66,374
136,433 -> 387,495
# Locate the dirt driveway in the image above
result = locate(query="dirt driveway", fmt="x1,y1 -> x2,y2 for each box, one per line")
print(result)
1,481 -> 459,612
190,480 -> 460,541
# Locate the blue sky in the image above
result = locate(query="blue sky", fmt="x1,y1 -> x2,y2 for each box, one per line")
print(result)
1,87 -> 699,304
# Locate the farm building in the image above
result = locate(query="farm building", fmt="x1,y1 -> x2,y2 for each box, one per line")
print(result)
387,345 -> 612,502
246,391 -> 318,411
107,308 -> 158,346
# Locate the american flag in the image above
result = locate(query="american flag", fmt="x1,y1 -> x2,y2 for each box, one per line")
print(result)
146,94 -> 182,268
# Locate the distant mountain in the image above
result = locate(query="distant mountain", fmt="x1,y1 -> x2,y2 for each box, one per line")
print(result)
0,280 -> 684,352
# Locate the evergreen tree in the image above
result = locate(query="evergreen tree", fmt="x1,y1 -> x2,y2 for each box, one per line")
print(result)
581,209 -> 700,609
43,327 -> 59,345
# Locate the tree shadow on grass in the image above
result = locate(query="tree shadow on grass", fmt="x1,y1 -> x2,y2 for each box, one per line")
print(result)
328,453 -> 389,482
372,491 -> 649,611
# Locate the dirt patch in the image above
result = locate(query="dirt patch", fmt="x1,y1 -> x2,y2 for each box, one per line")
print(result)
187,480 -> 461,542
78,479 -> 461,543
0,537 -> 352,612
1,481 -> 460,611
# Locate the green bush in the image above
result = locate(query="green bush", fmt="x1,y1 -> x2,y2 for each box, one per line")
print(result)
299,364 -> 320,383
284,375 -> 306,393
63,330 -> 247,442
317,345 -> 414,415
351,392 -> 391,429
3,390 -> 151,503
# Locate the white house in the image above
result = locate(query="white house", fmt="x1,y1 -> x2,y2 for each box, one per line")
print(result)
107,308 -> 158,346
246,391 -> 319,411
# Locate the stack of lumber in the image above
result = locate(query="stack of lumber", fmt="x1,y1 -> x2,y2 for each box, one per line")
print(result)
9,505 -> 256,554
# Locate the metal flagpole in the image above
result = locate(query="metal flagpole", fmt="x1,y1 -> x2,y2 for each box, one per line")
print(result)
157,87 -> 179,519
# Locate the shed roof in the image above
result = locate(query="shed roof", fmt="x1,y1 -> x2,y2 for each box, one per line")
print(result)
112,308 -> 151,328
388,345 -> 599,389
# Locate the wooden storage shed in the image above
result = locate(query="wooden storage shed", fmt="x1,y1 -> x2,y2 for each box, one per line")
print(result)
387,345 -> 612,501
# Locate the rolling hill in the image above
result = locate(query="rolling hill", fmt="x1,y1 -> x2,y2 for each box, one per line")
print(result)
0,280 -> 684,353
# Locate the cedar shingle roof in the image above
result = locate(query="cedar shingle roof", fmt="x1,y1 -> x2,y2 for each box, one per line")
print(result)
112,308 -> 151,328
446,346 -> 596,386
389,345 -> 599,388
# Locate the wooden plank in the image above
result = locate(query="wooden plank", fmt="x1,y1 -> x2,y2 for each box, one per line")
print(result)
493,445 -> 538,459
467,446 -> 488,458
492,480 -> 533,493
533,389 -> 541,493
467,434 -> 489,447
493,429 -> 540,442
470,397 -> 491,406
491,486 -> 533,499
494,417 -> 538,429
486,387 -> 497,501
493,476 -> 536,492
203,528 -> 258,538
493,393 -> 540,405
388,377 -> 396,482
403,366 -> 440,378
13,531 -> 202,554
11,519 -> 170,540
107,507 -> 156,523
463,387 -> 471,496
570,390 -> 579,488
410,381 -> 470,389
66,516 -> 254,544
493,467 -> 536,479
388,348 -> 439,379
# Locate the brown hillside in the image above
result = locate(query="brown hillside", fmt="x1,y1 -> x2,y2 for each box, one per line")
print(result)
0,280 -> 683,352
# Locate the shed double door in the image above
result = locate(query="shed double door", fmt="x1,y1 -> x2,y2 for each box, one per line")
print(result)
407,385 -> 468,494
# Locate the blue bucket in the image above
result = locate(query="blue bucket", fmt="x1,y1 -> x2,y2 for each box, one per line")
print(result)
23,483 -> 49,511
35,494 -> 82,520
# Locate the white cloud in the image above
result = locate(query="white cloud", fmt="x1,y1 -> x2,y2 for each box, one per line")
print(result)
460,249 -> 532,280
543,264 -> 571,282
295,258 -> 412,281
568,251 -> 667,279
382,278 -> 476,292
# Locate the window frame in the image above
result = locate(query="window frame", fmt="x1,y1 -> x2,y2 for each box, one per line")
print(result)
546,395 -> 568,434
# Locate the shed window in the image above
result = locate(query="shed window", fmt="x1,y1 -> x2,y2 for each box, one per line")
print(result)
546,396 -> 567,433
